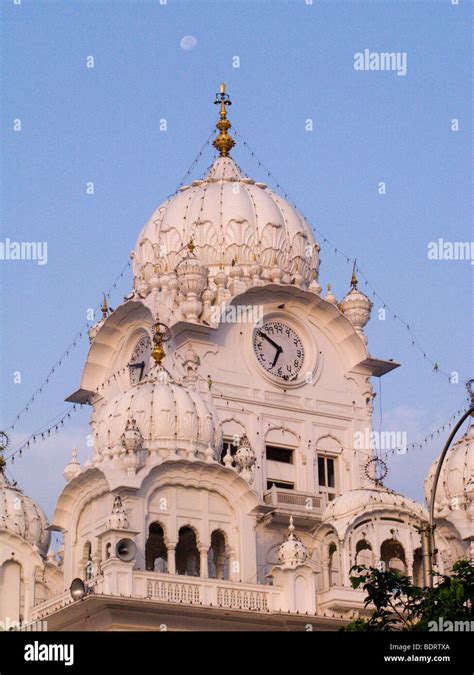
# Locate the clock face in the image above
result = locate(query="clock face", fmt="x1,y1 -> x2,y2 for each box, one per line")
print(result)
253,320 -> 305,382
128,335 -> 152,385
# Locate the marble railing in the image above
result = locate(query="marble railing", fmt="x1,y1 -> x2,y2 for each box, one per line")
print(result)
30,572 -> 282,620
133,571 -> 280,612
30,589 -> 75,621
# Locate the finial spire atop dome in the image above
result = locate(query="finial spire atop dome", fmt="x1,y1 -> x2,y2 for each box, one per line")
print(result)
101,293 -> 109,319
213,83 -> 235,157
351,259 -> 358,289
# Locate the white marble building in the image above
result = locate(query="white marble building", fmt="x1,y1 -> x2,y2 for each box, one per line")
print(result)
1,87 -> 472,631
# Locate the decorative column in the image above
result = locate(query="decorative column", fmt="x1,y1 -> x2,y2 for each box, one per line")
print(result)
321,559 -> 330,591
199,548 -> 209,579
167,543 -> 176,575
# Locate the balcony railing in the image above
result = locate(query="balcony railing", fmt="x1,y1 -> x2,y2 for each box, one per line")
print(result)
31,572 -> 282,621
134,572 -> 279,612
263,485 -> 324,513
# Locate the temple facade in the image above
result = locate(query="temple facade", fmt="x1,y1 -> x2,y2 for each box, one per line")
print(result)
1,86 -> 472,631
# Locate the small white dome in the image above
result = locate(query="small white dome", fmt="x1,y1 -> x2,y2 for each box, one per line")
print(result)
277,517 -> 308,569
322,486 -> 427,524
132,156 -> 320,295
0,473 -> 50,557
424,425 -> 474,515
339,273 -> 372,338
95,368 -> 222,461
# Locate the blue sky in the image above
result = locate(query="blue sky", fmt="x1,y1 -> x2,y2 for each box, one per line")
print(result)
1,0 -> 472,524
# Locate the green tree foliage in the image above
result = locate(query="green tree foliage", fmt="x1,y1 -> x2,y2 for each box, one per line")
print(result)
342,560 -> 474,631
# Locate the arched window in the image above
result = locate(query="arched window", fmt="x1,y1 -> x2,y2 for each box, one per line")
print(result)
328,542 -> 340,587
380,538 -> 406,574
355,539 -> 373,568
208,530 -> 228,580
176,526 -> 200,576
83,541 -> 93,580
145,522 -> 168,572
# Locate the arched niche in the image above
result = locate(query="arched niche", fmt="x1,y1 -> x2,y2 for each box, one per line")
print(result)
265,426 -> 299,448
208,529 -> 229,580
0,560 -> 23,623
176,525 -> 200,576
328,541 -> 341,587
381,538 -> 406,573
355,538 -> 373,568
294,575 -> 309,612
146,521 -> 168,572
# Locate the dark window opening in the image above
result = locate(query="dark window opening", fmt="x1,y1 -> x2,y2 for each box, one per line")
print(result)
145,522 -> 168,572
318,455 -> 337,500
176,526 -> 200,576
318,457 -> 325,486
266,445 -> 293,464
267,480 -> 294,490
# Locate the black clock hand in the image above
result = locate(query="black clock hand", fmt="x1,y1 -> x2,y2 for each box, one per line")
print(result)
271,347 -> 283,368
128,361 -> 145,370
257,331 -> 281,351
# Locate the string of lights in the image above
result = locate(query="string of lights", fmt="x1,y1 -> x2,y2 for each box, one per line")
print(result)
4,260 -> 131,432
232,127 -> 458,383
5,363 -> 143,464
5,405 -> 80,463
3,125 -> 466,469
378,401 -> 470,459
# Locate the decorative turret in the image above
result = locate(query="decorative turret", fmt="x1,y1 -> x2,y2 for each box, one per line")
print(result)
121,418 -> 142,454
339,264 -> 373,343
176,242 -> 209,323
88,293 -> 110,343
324,283 -> 338,306
277,516 -> 308,569
106,495 -> 129,530
234,434 -> 257,484
63,447 -> 81,482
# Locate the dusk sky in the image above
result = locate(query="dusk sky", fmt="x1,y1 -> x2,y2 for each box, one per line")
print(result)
1,0 -> 472,533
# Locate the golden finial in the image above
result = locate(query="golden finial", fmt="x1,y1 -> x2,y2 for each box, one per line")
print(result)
151,318 -> 165,365
101,293 -> 109,319
213,83 -> 235,157
351,259 -> 358,289
151,316 -> 171,365
187,238 -> 196,255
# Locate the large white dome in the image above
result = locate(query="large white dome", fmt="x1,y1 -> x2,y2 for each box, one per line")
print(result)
0,473 -> 50,557
131,156 -> 321,295
322,486 -> 427,525
94,368 -> 222,462
424,424 -> 474,516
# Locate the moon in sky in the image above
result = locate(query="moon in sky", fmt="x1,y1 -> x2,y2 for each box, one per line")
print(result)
180,35 -> 197,51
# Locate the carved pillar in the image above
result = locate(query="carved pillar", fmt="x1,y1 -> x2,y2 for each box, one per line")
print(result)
321,560 -> 330,590
167,543 -> 176,575
199,548 -> 209,579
